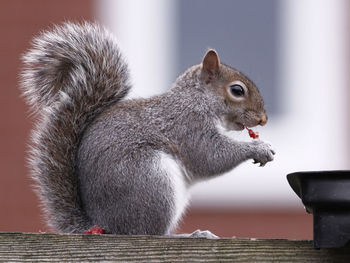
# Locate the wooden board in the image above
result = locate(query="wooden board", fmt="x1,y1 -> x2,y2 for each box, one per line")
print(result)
0,232 -> 350,262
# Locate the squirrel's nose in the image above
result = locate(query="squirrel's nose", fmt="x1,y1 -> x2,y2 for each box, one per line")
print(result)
258,114 -> 268,126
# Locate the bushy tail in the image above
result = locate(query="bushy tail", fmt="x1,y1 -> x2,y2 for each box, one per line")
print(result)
20,22 -> 130,233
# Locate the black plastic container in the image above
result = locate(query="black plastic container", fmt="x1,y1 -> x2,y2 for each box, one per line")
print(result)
287,170 -> 350,248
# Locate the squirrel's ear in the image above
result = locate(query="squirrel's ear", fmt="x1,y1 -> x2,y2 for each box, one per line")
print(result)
202,49 -> 220,75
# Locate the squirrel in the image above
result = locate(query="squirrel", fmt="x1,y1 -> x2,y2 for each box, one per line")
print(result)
20,22 -> 275,237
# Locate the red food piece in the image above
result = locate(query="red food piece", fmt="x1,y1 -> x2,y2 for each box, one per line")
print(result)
246,127 -> 259,139
84,226 -> 105,234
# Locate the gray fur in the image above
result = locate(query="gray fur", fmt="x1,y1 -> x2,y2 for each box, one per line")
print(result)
21,22 -> 274,234
20,22 -> 130,232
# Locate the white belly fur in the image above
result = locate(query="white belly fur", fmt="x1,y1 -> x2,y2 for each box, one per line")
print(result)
158,152 -> 190,234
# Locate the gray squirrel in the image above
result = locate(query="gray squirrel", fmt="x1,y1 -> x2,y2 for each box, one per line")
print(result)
21,22 -> 275,237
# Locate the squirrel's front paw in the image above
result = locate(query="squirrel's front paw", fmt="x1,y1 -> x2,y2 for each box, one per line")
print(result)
251,140 -> 275,167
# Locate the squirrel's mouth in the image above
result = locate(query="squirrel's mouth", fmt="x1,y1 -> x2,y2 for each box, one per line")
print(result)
234,122 -> 245,130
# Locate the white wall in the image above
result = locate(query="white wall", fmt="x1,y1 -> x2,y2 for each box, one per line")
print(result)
96,0 -> 177,98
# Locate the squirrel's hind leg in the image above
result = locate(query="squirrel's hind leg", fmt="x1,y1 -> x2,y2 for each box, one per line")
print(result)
79,151 -> 178,235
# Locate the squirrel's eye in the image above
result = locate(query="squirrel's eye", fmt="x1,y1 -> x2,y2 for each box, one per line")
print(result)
230,84 -> 245,97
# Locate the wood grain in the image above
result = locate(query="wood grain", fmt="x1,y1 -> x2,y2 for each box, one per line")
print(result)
0,232 -> 349,262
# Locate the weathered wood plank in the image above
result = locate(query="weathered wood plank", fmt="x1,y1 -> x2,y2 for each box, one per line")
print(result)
0,232 -> 349,262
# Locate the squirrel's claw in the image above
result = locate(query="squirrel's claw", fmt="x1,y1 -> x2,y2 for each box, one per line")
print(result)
253,159 -> 266,167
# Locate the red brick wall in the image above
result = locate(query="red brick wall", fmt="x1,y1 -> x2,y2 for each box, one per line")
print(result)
178,209 -> 312,239
0,0 -> 94,232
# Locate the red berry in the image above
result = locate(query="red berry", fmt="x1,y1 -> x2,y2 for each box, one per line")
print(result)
246,127 -> 259,139
84,226 -> 105,234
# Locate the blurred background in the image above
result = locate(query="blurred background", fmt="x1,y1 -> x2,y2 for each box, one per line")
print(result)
1,0 -> 349,239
